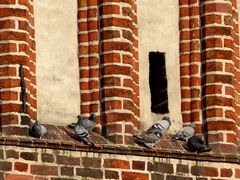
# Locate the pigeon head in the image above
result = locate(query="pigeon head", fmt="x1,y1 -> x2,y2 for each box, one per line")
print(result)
33,120 -> 40,126
163,116 -> 171,124
89,113 -> 96,121
190,122 -> 196,128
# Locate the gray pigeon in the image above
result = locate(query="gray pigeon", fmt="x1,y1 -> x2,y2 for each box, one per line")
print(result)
74,118 -> 94,146
171,122 -> 196,141
133,133 -> 161,148
30,120 -> 48,139
134,116 -> 171,148
68,114 -> 96,131
146,116 -> 171,135
186,136 -> 211,153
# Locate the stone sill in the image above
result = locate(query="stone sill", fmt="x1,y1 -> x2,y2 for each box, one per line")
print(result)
0,124 -> 239,164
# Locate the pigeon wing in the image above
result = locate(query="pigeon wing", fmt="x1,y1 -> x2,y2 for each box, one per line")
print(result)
40,124 -> 48,137
134,133 -> 160,148
82,120 -> 96,131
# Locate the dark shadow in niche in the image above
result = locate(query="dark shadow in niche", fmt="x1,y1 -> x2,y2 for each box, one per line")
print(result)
149,52 -> 169,114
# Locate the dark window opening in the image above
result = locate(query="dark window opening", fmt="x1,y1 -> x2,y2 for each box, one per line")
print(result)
149,52 -> 169,114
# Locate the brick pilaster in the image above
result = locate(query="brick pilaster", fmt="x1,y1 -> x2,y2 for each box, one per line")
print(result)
179,0 -> 203,133
78,0 -> 101,131
0,0 -> 36,136
99,0 -> 139,144
200,0 -> 238,153
78,0 -> 139,144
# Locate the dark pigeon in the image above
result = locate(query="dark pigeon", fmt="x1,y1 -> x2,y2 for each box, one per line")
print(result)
186,136 -> 211,153
30,120 -> 48,139
74,117 -> 94,146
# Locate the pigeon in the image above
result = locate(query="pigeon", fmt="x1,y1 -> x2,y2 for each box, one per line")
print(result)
133,133 -> 162,148
133,116 -> 171,148
30,120 -> 48,139
74,117 -> 94,146
68,114 -> 96,131
171,122 -> 196,141
146,116 -> 171,135
186,136 -> 211,153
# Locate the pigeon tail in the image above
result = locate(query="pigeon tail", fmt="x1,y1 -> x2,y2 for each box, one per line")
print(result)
197,144 -> 211,153
133,135 -> 155,148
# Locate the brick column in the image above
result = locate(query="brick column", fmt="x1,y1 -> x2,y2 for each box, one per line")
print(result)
0,0 -> 36,136
233,0 -> 240,153
200,0 -> 238,153
99,0 -> 139,144
78,0 -> 101,130
179,0 -> 203,133
78,0 -> 139,144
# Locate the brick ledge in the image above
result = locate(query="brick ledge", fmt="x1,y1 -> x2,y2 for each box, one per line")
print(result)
0,124 -> 239,164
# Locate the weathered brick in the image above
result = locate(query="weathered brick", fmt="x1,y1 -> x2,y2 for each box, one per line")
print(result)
154,162 -> 174,174
14,162 -> 28,172
191,166 -> 218,177
102,88 -> 132,99
103,112 -> 133,123
221,168 -> 233,177
104,159 -> 130,169
31,165 -> 58,176
207,121 -> 235,131
122,172 -> 149,180
76,168 -> 103,179
236,169 -> 240,178
105,170 -> 119,179
20,152 -> 38,161
0,161 -> 12,171
41,153 -> 54,163
5,174 -> 33,180
101,17 -> 132,28
106,123 -> 122,133
56,156 -> 80,165
202,3 -> 232,13
6,149 -> 19,159
151,173 -> 164,180
100,5 -> 120,15
132,161 -> 145,170
101,42 -> 132,52
177,164 -> 189,174
61,167 -> 74,176
0,150 -> 3,159
82,157 -> 101,168
78,21 -> 98,31
167,175 -> 192,180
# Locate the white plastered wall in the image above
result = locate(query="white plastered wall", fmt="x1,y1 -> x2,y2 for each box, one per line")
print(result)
138,0 -> 182,133
34,0 -> 80,125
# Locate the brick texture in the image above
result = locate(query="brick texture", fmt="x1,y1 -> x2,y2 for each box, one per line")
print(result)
78,0 -> 139,144
0,0 -> 36,136
179,0 -> 239,154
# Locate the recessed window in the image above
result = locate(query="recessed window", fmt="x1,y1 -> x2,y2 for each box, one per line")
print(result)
149,52 -> 169,114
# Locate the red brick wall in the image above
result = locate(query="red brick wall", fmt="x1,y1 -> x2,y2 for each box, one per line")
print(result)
78,0 -> 139,144
0,1 -> 239,180
0,0 -> 36,136
0,145 -> 239,180
179,0 -> 240,153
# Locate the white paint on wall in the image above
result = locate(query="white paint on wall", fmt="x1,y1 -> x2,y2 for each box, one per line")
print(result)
34,0 -> 80,125
138,0 -> 182,133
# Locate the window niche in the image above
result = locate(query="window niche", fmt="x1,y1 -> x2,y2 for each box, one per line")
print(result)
149,52 -> 169,114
